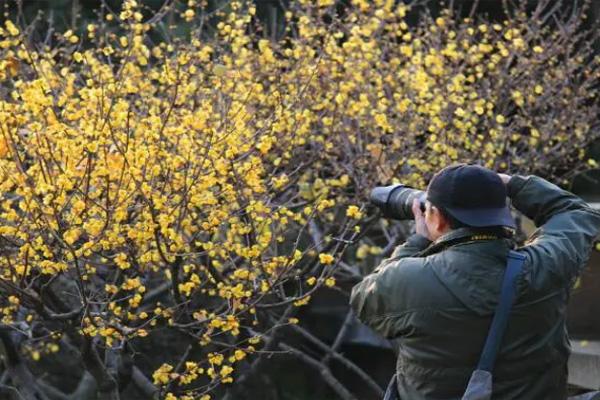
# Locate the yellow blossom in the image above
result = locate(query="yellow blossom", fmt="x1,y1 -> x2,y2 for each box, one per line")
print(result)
184,9 -> 195,22
346,205 -> 363,219
153,363 -> 173,385
319,253 -> 335,265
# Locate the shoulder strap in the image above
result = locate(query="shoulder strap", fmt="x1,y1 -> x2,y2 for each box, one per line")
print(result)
476,250 -> 526,372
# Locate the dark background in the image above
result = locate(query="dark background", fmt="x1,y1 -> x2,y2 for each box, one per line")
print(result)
1,1 -> 599,399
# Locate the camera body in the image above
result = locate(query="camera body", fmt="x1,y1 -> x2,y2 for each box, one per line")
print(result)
370,185 -> 426,220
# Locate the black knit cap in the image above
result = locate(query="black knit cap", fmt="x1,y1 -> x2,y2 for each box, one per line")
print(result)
426,164 -> 515,228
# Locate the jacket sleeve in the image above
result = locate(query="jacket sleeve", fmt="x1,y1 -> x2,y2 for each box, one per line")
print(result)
508,175 -> 600,291
350,234 -> 429,337
374,233 -> 431,273
350,261 -> 408,338
350,234 -> 431,337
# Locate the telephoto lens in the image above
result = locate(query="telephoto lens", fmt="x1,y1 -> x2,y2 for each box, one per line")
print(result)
370,185 -> 426,220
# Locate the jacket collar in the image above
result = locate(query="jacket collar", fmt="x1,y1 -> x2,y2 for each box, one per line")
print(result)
436,227 -> 481,244
418,227 -> 506,257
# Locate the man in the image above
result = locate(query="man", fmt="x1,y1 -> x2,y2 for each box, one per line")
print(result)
350,164 -> 600,399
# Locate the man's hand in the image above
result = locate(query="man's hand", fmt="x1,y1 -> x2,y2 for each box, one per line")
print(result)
412,198 -> 430,240
498,173 -> 512,185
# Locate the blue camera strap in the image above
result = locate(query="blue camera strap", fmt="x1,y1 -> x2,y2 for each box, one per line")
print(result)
476,250 -> 526,372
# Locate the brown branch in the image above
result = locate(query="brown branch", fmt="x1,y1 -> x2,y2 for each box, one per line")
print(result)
131,367 -> 159,400
277,341 -> 359,400
288,322 -> 384,398
164,344 -> 192,394
80,338 -> 119,400
222,306 -> 296,400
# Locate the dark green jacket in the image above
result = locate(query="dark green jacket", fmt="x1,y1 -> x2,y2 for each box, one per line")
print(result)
351,176 -> 600,400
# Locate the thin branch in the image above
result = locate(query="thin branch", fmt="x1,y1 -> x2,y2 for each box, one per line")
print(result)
277,341 -> 359,400
289,322 -> 384,397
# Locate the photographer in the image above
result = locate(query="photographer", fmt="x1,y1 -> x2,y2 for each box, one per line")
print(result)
350,164 -> 600,399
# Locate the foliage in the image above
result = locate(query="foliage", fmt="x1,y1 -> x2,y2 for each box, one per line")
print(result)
0,0 -> 598,399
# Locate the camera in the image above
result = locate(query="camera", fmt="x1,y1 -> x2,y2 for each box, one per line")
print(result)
370,185 -> 426,220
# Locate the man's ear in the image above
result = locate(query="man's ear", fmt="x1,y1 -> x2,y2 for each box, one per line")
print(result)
438,213 -> 450,232
432,207 -> 450,233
